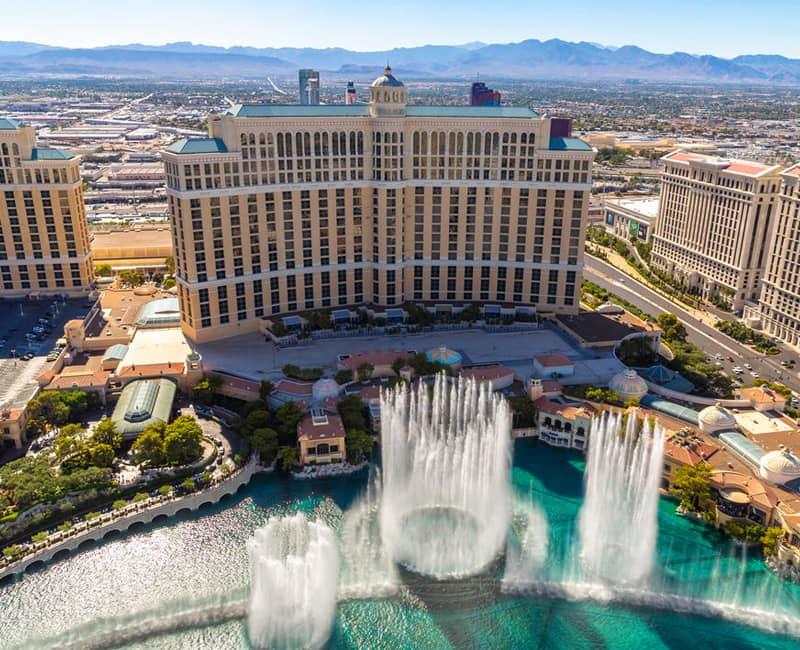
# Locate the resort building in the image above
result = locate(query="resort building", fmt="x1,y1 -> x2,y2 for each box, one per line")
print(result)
749,164 -> 800,346
651,150 -> 782,310
0,118 -> 94,296
162,66 -> 594,343
110,377 -> 177,439
602,196 -> 659,243
297,409 -> 346,465
710,470 -> 779,528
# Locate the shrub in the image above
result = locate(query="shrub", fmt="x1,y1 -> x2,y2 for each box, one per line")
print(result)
31,531 -> 48,543
132,492 -> 149,503
57,521 -> 72,532
85,511 -> 101,521
281,364 -> 323,381
2,545 -> 23,559
158,485 -> 173,496
180,478 -> 196,491
112,499 -> 128,510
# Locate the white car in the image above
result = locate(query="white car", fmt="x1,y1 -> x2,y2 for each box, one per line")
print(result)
744,363 -> 752,370
750,371 -> 760,378
732,366 -> 744,373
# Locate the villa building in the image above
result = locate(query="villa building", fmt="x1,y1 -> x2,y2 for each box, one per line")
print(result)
651,150 -> 782,310
162,66 -> 594,343
297,409 -> 346,465
0,118 -> 94,296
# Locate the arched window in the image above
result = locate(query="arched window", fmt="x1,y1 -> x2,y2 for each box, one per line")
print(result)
240,133 -> 247,146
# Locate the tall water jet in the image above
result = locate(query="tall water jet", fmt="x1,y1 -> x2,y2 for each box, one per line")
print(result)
380,375 -> 513,578
247,513 -> 339,650
502,494 -> 550,589
578,410 -> 665,584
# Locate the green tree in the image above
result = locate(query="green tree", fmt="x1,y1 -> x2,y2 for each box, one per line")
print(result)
623,397 -> 640,408
761,527 -> 784,556
112,499 -> 128,510
337,395 -> 368,432
657,312 -> 688,343
670,462 -> 713,511
509,396 -> 537,428
27,392 -> 70,431
192,374 -> 223,405
243,409 -> 273,435
164,256 -> 176,275
119,270 -> 144,288
250,427 -> 279,464
162,277 -> 176,290
345,429 -> 374,463
275,401 -> 304,444
335,369 -> 353,385
271,321 -> 288,337
162,415 -> 203,465
94,263 -> 113,277
31,531 -> 49,543
259,380 -> 275,402
92,418 -> 122,452
276,446 -> 298,472
131,423 -> 166,467
89,443 -> 115,468
356,362 -> 374,382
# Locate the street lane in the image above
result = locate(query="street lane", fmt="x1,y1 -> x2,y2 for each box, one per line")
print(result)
584,256 -> 800,394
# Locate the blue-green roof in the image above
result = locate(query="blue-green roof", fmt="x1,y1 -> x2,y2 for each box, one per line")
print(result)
102,344 -> 129,362
639,396 -> 699,426
111,378 -> 177,438
0,118 -> 20,130
719,431 -> 767,467
549,137 -> 592,152
166,138 -> 228,154
135,298 -> 180,327
226,104 -> 539,119
29,147 -> 73,161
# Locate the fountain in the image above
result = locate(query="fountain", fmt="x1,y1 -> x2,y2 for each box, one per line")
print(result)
502,494 -> 550,588
246,513 -> 339,650
577,410 -> 665,584
379,375 -> 513,578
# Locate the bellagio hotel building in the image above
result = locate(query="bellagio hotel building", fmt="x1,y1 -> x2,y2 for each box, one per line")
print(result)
163,67 -> 594,343
0,119 -> 93,296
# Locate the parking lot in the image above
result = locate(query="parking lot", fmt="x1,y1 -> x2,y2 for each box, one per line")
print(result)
0,298 -> 89,411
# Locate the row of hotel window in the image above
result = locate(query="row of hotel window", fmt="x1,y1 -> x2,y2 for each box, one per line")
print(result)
1,191 -> 84,260
1,262 -> 86,289
184,268 -> 577,328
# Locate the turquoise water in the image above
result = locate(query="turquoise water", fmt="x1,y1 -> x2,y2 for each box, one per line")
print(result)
1,441 -> 799,649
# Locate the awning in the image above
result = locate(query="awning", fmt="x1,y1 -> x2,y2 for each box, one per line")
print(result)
484,304 -> 501,315
332,309 -> 352,321
283,315 -> 302,327
386,308 -> 404,320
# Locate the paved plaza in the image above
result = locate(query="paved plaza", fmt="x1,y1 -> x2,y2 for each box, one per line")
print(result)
198,324 -> 625,386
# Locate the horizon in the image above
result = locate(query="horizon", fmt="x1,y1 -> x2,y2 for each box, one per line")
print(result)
3,0 -> 798,59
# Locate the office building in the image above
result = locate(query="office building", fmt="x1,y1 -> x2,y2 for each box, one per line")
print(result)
747,165 -> 800,346
651,150 -> 782,311
470,82 -> 501,107
346,81 -> 356,105
299,69 -> 320,105
162,67 -> 594,343
602,196 -> 659,243
0,118 -> 94,296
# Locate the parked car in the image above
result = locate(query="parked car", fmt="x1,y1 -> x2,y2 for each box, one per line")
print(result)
744,363 -> 753,370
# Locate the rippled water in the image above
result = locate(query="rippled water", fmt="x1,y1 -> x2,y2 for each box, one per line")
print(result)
1,442 -> 799,649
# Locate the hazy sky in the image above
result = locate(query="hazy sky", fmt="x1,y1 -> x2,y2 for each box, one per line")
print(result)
7,0 -> 798,58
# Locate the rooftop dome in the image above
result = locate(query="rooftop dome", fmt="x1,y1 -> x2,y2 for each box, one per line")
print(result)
698,402 -> 737,433
312,378 -> 342,402
371,65 -> 404,88
426,346 -> 462,367
608,369 -> 647,400
759,447 -> 800,485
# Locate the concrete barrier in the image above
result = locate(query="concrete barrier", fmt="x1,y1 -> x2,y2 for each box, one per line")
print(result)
0,457 -> 260,581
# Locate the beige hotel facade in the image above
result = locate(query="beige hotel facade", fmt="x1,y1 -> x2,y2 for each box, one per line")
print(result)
162,68 -> 595,343
651,150 -> 783,311
0,119 -> 94,296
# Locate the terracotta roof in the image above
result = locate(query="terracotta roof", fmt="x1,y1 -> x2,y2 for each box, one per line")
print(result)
116,363 -> 182,379
541,380 -> 562,393
711,470 -> 779,510
357,385 -> 382,400
739,386 -> 787,405
534,353 -> 573,368
275,379 -> 314,396
220,374 -> 260,393
460,364 -> 514,381
339,349 -> 412,371
47,369 -> 111,390
534,395 -> 594,420
664,437 -> 718,466
297,411 -> 346,441
663,150 -> 777,178
784,165 -> 800,178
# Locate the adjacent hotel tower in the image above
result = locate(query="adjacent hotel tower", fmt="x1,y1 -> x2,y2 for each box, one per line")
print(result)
651,150 -> 782,311
163,67 -> 594,343
0,118 -> 94,296
748,165 -> 800,345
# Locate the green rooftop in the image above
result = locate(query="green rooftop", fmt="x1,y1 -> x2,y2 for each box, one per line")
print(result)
0,118 -> 20,130
29,147 -> 74,161
225,104 -> 539,119
166,138 -> 228,155
111,378 -> 177,439
549,136 -> 593,152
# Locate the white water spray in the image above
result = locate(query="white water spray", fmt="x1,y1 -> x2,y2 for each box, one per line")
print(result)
578,410 -> 665,584
380,375 -> 513,578
247,513 -> 339,650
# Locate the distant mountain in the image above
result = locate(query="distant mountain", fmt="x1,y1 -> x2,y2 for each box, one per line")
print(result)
0,38 -> 799,83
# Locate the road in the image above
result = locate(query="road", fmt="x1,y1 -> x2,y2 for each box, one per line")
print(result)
584,256 -> 800,394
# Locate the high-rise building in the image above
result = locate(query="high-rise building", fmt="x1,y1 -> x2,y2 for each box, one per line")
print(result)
0,118 -> 94,296
346,81 -> 356,105
651,150 -> 782,311
747,165 -> 800,346
299,69 -> 320,105
471,82 -> 501,107
162,67 -> 594,343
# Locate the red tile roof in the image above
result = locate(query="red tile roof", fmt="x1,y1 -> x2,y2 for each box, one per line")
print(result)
275,379 -> 314,396
460,364 -> 514,381
339,349 -> 412,371
297,411 -> 346,441
534,353 -> 573,368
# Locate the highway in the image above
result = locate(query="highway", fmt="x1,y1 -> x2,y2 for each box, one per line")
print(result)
583,255 -> 800,395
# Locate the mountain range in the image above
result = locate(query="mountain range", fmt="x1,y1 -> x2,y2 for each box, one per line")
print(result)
1,38 -> 800,83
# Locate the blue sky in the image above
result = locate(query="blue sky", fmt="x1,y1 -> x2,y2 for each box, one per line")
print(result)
7,0 -> 798,58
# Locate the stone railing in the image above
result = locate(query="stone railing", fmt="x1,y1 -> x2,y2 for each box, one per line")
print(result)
0,456 -> 260,581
